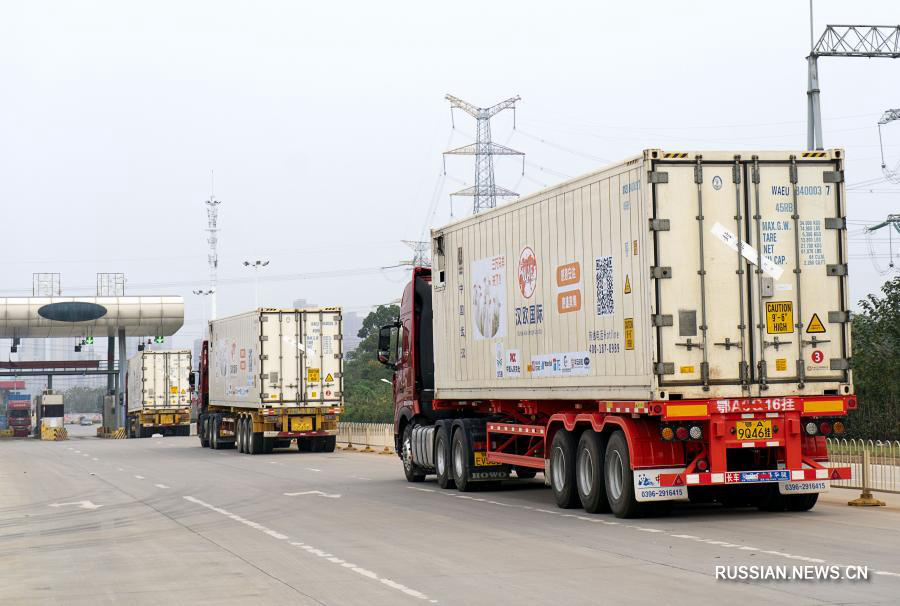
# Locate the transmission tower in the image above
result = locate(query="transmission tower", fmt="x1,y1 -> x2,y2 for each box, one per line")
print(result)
878,109 -> 900,182
806,20 -> 900,150
866,214 -> 900,273
401,240 -> 431,268
205,173 -> 221,320
443,94 -> 524,214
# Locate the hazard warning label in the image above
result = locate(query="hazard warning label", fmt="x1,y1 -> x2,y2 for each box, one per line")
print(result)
806,313 -> 826,333
633,468 -> 688,502
624,275 -> 631,294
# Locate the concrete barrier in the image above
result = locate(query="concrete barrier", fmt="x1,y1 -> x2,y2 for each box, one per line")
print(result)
337,422 -> 394,454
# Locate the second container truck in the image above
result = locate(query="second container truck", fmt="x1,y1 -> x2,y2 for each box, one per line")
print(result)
197,308 -> 343,454
379,149 -> 854,517
127,349 -> 193,437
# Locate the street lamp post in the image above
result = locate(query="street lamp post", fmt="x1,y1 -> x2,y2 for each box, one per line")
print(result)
242,260 -> 270,309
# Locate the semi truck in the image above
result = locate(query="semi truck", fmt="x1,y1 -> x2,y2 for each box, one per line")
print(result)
196,308 -> 343,454
127,349 -> 192,438
7,393 -> 32,437
378,149 -> 854,517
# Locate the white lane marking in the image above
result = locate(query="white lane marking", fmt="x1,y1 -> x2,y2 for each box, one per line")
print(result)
354,477 -> 372,481
117,468 -> 124,472
134,475 -> 145,480
74,450 -> 81,453
92,458 -> 99,461
283,490 -> 341,499
183,496 -> 435,602
305,468 -> 322,472
405,486 -> 898,577
49,500 -> 101,510
155,484 -> 171,489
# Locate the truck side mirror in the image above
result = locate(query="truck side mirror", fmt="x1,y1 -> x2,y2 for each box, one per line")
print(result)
377,323 -> 399,369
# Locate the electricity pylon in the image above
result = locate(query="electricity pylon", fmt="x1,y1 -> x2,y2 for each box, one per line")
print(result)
443,94 -> 524,214
205,172 -> 221,320
806,23 -> 900,150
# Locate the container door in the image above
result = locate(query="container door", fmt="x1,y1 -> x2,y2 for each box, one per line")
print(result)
298,311 -> 342,405
746,156 -> 849,393
168,352 -> 190,407
152,353 -> 167,408
652,157 -> 751,393
260,312 -> 296,404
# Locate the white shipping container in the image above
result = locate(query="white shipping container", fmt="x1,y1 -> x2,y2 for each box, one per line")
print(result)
127,350 -> 192,413
208,308 -> 343,409
431,149 -> 852,401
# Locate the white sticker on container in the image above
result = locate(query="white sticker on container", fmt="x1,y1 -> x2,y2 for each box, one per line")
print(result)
710,222 -> 784,280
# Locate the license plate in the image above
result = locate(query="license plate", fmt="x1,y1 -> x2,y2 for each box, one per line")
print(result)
474,452 -> 500,466
735,420 -> 772,440
291,417 -> 313,432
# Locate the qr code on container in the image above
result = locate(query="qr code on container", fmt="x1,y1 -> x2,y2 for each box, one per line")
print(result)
595,256 -> 614,316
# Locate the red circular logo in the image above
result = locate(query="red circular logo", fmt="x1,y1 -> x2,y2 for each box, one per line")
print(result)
811,350 -> 824,364
517,247 -> 537,299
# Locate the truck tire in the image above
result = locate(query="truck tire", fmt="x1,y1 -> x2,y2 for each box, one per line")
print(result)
604,431 -> 641,518
248,428 -> 263,455
297,437 -> 312,452
199,416 -> 209,447
451,427 -> 473,492
550,429 -> 579,509
435,425 -> 455,489
758,485 -> 786,511
320,435 -> 336,453
235,417 -> 244,452
785,493 -> 818,512
576,430 -> 611,514
210,416 -> 221,450
401,424 -> 427,483
263,438 -> 275,454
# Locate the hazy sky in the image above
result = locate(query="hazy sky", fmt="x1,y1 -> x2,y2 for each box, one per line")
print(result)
1,0 -> 898,351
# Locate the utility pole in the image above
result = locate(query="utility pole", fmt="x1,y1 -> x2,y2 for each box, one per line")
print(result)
877,109 -> 900,178
193,289 -> 214,328
443,94 -> 524,214
205,172 -> 221,320
243,260 -> 269,309
806,21 -> 900,150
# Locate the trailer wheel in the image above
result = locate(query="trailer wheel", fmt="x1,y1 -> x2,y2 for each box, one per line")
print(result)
241,417 -> 250,454
451,427 -> 473,492
435,425 -> 455,489
758,485 -> 786,511
199,416 -> 209,447
248,427 -> 263,455
604,431 -> 640,518
234,417 -> 243,452
210,416 -> 221,450
296,437 -> 312,452
785,493 -> 818,512
401,424 -> 426,483
549,429 -> 579,509
263,438 -> 274,454
320,435 -> 336,453
577,430 -> 611,514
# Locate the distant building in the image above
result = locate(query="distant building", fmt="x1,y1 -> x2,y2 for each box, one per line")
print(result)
343,311 -> 364,354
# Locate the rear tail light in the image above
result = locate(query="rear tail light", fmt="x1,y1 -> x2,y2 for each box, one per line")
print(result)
660,426 -> 675,441
832,420 -> 845,435
675,426 -> 689,441
805,422 -> 818,436
818,421 -> 832,435
696,459 -> 709,471
689,425 -> 703,440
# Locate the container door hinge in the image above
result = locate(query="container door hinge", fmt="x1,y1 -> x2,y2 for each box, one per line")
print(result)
830,358 -> 851,371
823,170 -> 844,183
648,170 -> 669,184
824,217 -> 845,230
651,314 -> 673,327
828,310 -> 850,323
259,335 -> 269,341
649,218 -> 670,231
654,362 -> 675,375
651,266 -> 672,279
826,264 -> 848,277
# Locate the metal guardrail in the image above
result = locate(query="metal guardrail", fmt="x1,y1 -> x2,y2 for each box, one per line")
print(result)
337,422 -> 394,454
826,438 -> 900,501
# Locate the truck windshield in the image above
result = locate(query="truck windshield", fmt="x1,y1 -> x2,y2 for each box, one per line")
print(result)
8,409 -> 29,417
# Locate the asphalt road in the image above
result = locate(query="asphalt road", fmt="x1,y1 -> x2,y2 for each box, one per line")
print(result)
1,425 -> 899,605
